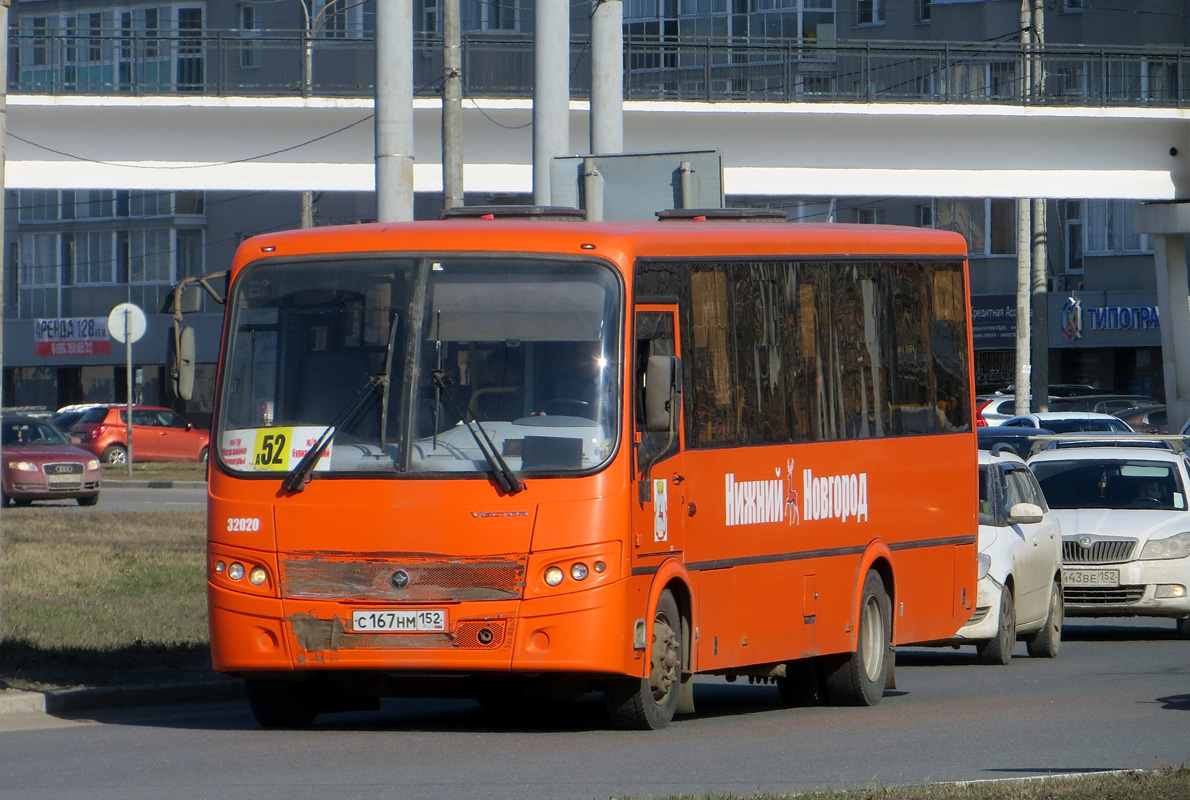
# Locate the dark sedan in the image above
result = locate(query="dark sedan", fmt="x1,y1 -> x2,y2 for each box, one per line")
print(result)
2,417 -> 102,506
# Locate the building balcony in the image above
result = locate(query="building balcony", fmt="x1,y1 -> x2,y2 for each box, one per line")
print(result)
10,31 -> 1190,108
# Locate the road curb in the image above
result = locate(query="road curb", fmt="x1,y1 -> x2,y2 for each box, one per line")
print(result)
0,680 -> 243,715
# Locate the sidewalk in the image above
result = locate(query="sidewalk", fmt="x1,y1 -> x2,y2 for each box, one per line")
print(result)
0,679 -> 243,716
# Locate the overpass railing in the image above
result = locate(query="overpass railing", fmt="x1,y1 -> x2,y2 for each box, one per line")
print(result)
10,31 -> 1190,107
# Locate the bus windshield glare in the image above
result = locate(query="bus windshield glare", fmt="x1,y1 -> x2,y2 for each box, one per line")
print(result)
217,256 -> 622,478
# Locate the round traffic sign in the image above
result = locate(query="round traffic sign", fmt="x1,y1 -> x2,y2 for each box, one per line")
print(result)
108,303 -> 147,344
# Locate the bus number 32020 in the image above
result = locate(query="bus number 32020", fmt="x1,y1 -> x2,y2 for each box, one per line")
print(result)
227,518 -> 262,532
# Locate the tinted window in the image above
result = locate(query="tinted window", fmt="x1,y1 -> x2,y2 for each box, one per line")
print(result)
636,258 -> 970,448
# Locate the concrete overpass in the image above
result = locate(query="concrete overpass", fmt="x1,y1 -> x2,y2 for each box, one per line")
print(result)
10,95 -> 1190,199
10,93 -> 1190,424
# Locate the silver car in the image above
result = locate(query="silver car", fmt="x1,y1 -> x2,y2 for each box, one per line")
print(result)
1029,444 -> 1190,639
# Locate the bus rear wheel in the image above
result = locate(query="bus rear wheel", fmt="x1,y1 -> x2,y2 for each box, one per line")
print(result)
245,678 -> 318,729
824,570 -> 891,706
605,589 -> 683,730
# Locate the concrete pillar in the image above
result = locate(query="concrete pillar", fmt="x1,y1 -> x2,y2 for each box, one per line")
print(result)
590,0 -> 623,155
376,0 -> 414,222
1152,234 -> 1190,428
534,1 -> 570,205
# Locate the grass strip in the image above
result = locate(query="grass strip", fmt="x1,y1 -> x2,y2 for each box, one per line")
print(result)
0,507 -> 211,691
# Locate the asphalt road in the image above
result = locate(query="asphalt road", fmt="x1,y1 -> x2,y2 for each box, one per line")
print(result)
9,483 -> 206,512
1,617 -> 1187,800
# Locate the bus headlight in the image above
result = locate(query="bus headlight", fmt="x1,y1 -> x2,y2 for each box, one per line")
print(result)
248,566 -> 269,586
544,566 -> 565,586
228,562 -> 246,581
570,562 -> 589,581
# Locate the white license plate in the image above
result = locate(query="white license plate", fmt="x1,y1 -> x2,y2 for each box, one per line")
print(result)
1063,569 -> 1120,587
351,609 -> 446,633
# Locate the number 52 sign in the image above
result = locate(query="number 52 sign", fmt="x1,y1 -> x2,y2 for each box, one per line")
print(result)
219,427 -> 333,472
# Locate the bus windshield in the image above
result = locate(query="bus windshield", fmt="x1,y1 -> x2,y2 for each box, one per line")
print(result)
217,256 -> 622,478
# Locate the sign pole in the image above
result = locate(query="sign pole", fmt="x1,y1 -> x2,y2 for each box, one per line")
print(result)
108,302 -> 146,476
125,307 -> 133,476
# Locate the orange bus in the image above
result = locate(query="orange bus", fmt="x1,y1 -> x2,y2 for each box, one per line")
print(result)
200,214 -> 977,730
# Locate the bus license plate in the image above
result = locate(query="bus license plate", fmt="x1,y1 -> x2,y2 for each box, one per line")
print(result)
1062,569 -> 1120,588
351,609 -> 446,633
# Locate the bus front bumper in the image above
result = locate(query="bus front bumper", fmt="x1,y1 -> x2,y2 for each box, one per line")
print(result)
208,576 -> 646,679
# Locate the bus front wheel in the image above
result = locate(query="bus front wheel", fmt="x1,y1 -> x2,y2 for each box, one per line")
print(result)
245,678 -> 318,729
824,570 -> 891,707
604,589 -> 683,730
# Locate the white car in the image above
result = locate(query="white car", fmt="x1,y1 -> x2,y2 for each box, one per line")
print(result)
952,449 -> 1064,664
1000,412 -> 1133,434
1029,444 -> 1190,638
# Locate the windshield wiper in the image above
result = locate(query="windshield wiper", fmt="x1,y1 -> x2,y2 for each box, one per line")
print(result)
432,369 -> 524,495
281,375 -> 385,494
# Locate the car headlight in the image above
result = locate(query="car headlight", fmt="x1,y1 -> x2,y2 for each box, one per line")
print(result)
85,459 -> 101,471
976,553 -> 991,581
1141,531 -> 1190,561
8,461 -> 39,472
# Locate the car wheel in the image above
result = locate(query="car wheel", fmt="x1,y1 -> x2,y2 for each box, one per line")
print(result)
976,586 -> 1016,665
102,444 -> 128,465
245,678 -> 318,729
604,589 -> 683,730
1176,617 -> 1190,640
1025,580 -> 1063,658
76,493 -> 100,507
823,570 -> 892,706
198,446 -> 209,464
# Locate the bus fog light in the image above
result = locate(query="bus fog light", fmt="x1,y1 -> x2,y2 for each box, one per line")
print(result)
570,562 -> 589,581
593,561 -> 606,573
228,562 -> 245,581
248,566 -> 268,586
214,561 -> 226,573
1156,584 -> 1186,599
544,566 -> 564,586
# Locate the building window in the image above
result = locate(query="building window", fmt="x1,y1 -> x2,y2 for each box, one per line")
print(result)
461,0 -> 519,32
239,4 -> 260,69
305,0 -> 367,37
1063,0 -> 1083,11
1064,200 -> 1083,274
856,0 -> 883,26
933,199 -> 1017,257
916,204 -> 934,228
1085,200 -> 1145,254
988,199 -> 1016,256
916,0 -> 930,23
19,233 -> 60,287
422,0 -> 439,33
856,208 -> 884,224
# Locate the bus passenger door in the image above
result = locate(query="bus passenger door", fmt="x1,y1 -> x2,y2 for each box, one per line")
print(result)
633,306 -> 685,562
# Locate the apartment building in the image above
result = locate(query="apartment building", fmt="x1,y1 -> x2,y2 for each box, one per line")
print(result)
4,0 -> 1182,411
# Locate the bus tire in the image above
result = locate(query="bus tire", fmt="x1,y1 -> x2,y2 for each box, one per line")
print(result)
604,589 -> 682,730
824,570 -> 891,707
1024,580 -> 1062,659
245,678 -> 318,729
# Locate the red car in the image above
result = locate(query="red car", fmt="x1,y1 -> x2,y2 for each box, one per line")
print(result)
2,416 -> 102,506
70,405 -> 210,464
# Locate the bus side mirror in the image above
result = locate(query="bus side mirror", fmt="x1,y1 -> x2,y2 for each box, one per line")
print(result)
171,325 -> 196,401
645,355 -> 681,432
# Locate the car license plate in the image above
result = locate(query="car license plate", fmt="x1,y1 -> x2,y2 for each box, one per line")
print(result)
1063,568 -> 1120,587
351,609 -> 446,633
